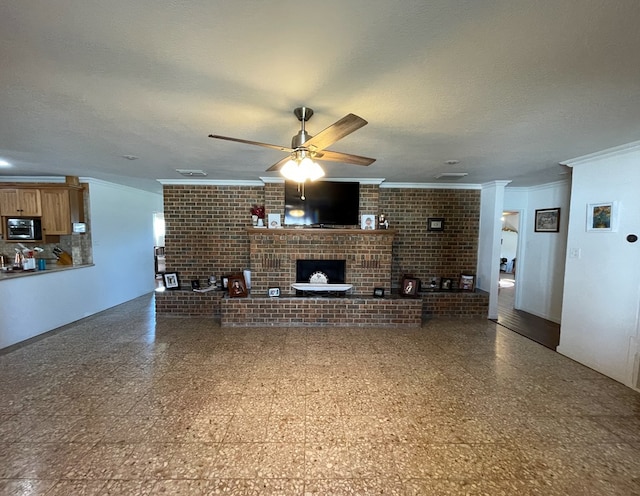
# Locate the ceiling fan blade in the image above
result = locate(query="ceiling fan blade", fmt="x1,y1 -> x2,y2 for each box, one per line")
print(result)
265,155 -> 292,172
315,149 -> 376,166
302,113 -> 368,152
208,134 -> 292,153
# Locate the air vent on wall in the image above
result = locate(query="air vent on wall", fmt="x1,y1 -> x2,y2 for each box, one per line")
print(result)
176,169 -> 208,177
434,172 -> 469,180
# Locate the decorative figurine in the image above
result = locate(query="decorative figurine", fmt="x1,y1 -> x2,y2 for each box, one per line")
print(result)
379,214 -> 389,229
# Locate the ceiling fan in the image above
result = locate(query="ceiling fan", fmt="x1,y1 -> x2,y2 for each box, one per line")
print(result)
208,107 -> 376,182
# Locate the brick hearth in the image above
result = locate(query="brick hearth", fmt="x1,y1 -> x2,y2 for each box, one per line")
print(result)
221,296 -> 423,327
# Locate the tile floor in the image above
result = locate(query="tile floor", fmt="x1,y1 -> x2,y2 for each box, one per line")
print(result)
1,294 -> 640,495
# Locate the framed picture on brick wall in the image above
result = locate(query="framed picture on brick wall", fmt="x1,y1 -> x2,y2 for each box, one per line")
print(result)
427,217 -> 445,231
401,277 -> 418,296
361,214 -> 376,230
229,274 -> 248,298
459,274 -> 475,291
163,272 -> 180,290
440,278 -> 453,290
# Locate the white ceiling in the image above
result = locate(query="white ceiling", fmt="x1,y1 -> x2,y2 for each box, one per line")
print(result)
1,1 -> 640,193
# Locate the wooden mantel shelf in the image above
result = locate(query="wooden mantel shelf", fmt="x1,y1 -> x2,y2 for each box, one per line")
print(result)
246,227 -> 397,235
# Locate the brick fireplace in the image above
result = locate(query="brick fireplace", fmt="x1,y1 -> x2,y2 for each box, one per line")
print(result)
155,182 -> 488,320
247,228 -> 396,296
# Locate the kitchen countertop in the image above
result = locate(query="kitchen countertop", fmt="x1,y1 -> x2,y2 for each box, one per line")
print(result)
0,263 -> 94,280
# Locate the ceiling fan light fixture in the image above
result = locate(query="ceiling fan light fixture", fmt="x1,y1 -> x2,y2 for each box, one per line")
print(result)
280,155 -> 325,183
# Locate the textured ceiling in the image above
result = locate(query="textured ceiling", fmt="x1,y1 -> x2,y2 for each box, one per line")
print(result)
1,1 -> 640,193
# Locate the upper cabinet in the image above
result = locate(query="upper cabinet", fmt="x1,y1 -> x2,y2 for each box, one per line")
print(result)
41,187 -> 83,235
0,188 -> 42,216
0,181 -> 86,239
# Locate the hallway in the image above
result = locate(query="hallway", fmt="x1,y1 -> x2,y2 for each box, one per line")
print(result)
494,272 -> 561,350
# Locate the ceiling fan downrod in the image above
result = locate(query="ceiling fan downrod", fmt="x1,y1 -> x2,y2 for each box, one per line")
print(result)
291,107 -> 314,149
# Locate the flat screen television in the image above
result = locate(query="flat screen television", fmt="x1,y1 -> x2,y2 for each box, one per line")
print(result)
284,180 -> 360,227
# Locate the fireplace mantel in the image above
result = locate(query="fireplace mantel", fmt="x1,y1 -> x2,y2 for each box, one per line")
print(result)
246,227 -> 397,236
248,228 -> 395,296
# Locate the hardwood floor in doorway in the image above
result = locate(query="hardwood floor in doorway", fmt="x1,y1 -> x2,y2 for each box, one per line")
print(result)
493,273 -> 561,350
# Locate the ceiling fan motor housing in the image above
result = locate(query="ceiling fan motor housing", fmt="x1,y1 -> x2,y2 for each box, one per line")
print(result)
291,107 -> 314,149
291,130 -> 312,149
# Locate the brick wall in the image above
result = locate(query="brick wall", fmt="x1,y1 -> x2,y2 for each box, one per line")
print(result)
221,296 -> 423,327
155,289 -> 223,317
359,183 -> 379,216
264,182 -> 285,224
159,183 -> 484,317
163,185 -> 263,285
379,187 -> 480,291
422,291 -> 489,317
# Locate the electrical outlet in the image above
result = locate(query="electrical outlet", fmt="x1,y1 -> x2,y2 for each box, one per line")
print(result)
569,248 -> 581,259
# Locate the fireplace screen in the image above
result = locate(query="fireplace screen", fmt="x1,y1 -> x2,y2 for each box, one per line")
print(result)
296,259 -> 346,284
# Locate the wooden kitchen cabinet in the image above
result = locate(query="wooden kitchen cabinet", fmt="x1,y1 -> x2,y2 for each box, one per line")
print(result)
0,188 -> 42,216
41,187 -> 83,235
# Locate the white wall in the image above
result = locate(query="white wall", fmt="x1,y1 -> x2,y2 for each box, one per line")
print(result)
0,179 -> 163,349
478,181 -> 510,319
559,143 -> 640,389
504,182 -> 569,322
519,182 -> 570,322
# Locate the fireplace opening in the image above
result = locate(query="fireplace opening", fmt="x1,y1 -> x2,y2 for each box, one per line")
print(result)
296,259 -> 346,284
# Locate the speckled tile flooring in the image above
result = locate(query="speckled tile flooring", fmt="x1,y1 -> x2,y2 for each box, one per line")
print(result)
1,295 -> 640,495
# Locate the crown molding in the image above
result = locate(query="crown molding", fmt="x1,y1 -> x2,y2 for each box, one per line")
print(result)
481,180 -> 512,189
0,175 -> 67,183
157,179 -> 265,186
259,176 -> 285,184
525,179 -> 570,191
560,140 -> 640,167
80,177 -> 162,195
379,182 -> 482,190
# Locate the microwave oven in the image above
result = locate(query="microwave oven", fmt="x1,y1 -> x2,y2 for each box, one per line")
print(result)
6,218 -> 43,241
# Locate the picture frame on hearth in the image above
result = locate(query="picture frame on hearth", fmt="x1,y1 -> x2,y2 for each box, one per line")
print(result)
373,287 -> 385,298
459,274 -> 475,291
268,287 -> 281,297
440,278 -> 453,290
221,275 -> 230,290
401,277 -> 418,297
228,274 -> 248,298
163,272 -> 180,290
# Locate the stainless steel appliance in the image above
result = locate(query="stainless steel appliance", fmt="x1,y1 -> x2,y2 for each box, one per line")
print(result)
6,218 -> 42,241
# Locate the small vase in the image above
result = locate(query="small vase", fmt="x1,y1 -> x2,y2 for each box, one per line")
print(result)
257,218 -> 264,227
252,215 -> 258,226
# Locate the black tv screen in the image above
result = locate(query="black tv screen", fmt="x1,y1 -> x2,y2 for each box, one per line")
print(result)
284,181 -> 360,226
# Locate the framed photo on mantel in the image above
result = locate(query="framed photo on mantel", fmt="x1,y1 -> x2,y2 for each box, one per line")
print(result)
459,274 -> 475,291
228,274 -> 248,298
163,272 -> 180,290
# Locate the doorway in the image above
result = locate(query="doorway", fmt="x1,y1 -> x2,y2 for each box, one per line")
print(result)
494,211 -> 561,350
